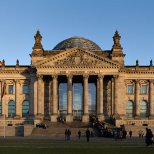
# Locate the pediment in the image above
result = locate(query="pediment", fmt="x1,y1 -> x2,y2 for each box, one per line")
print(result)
36,47 -> 120,69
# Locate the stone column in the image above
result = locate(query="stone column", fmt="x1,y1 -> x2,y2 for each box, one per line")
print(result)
33,77 -> 38,117
96,78 -> 100,115
66,74 -> 73,122
49,80 -> 53,116
149,80 -> 154,118
29,76 -> 35,118
37,75 -> 44,118
15,80 -> 21,118
82,74 -> 89,122
113,75 -> 120,119
135,80 -> 140,118
1,80 -> 7,117
111,78 -> 114,115
51,75 -> 58,122
97,75 -> 104,121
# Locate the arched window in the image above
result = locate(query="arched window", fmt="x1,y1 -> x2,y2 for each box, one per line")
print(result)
22,101 -> 29,117
0,101 -> 2,116
8,100 -> 16,117
140,101 -> 148,117
126,101 -> 133,117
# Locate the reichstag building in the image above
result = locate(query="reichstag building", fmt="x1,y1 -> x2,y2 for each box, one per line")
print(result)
0,30 -> 154,127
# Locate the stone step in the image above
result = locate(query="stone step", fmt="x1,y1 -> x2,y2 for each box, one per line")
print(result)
31,127 -> 93,137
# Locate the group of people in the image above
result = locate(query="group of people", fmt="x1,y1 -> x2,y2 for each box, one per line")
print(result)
65,128 -> 92,142
114,129 -> 132,140
65,129 -> 71,141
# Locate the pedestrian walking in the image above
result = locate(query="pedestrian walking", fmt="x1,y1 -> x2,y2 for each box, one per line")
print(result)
86,128 -> 90,142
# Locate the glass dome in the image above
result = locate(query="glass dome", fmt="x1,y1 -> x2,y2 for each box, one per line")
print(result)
53,37 -> 101,50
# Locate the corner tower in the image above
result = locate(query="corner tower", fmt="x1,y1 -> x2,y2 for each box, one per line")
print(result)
111,30 -> 125,65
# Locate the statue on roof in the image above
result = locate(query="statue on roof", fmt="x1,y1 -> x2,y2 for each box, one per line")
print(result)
33,30 -> 43,50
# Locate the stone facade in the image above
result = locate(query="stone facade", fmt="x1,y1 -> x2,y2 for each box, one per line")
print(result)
0,30 -> 154,126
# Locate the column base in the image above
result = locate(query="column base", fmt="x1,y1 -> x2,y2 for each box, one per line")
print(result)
82,114 -> 89,122
66,115 -> 73,122
50,115 -> 58,122
35,114 -> 44,120
97,114 -> 105,121
149,115 -> 154,119
134,115 -> 141,120
113,113 -> 121,120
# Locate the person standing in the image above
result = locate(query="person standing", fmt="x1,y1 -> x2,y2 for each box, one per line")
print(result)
78,130 -> 81,140
129,130 -> 132,138
67,129 -> 71,140
86,128 -> 90,142
65,129 -> 68,141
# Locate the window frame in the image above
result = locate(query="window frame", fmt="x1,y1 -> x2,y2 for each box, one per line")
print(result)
22,100 -> 29,117
127,84 -> 133,94
140,100 -> 148,117
141,84 -> 147,94
8,100 -> 16,118
126,100 -> 134,118
8,84 -> 14,94
22,84 -> 28,94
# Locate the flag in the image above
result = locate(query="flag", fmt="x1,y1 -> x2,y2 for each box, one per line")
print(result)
1,83 -> 6,98
0,61 -> 3,66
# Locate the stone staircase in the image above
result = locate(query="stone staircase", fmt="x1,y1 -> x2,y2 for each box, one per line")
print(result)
124,125 -> 154,136
31,121 -> 93,137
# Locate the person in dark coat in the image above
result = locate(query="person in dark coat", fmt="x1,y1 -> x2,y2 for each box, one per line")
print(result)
67,129 -> 71,140
129,130 -> 132,138
86,128 -> 90,142
65,129 -> 68,141
145,128 -> 153,146
78,130 -> 81,140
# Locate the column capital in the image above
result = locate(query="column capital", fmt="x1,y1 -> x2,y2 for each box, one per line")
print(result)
67,74 -> 73,79
149,79 -> 154,84
37,74 -> 43,80
15,79 -> 20,83
98,74 -> 104,79
134,79 -> 140,84
83,74 -> 89,79
113,75 -> 119,79
52,75 -> 58,79
1,79 -> 6,83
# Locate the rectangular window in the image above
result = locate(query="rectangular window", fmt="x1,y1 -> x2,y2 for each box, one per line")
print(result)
22,85 -> 28,94
127,85 -> 133,94
8,85 -> 14,94
141,85 -> 147,94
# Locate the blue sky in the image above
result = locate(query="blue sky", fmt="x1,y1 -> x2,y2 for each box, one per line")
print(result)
0,0 -> 154,65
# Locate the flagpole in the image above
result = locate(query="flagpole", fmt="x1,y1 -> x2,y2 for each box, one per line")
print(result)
4,94 -> 6,138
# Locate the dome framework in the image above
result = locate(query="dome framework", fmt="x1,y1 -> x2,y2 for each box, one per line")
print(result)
53,37 -> 102,50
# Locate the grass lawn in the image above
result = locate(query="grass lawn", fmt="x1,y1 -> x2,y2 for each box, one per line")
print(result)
0,137 -> 153,154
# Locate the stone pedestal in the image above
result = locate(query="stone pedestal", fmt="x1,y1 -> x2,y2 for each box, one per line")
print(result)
134,115 -> 141,120
149,115 -> 154,119
97,114 -> 105,121
82,115 -> 89,122
50,115 -> 58,122
35,114 -> 44,121
66,115 -> 73,122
